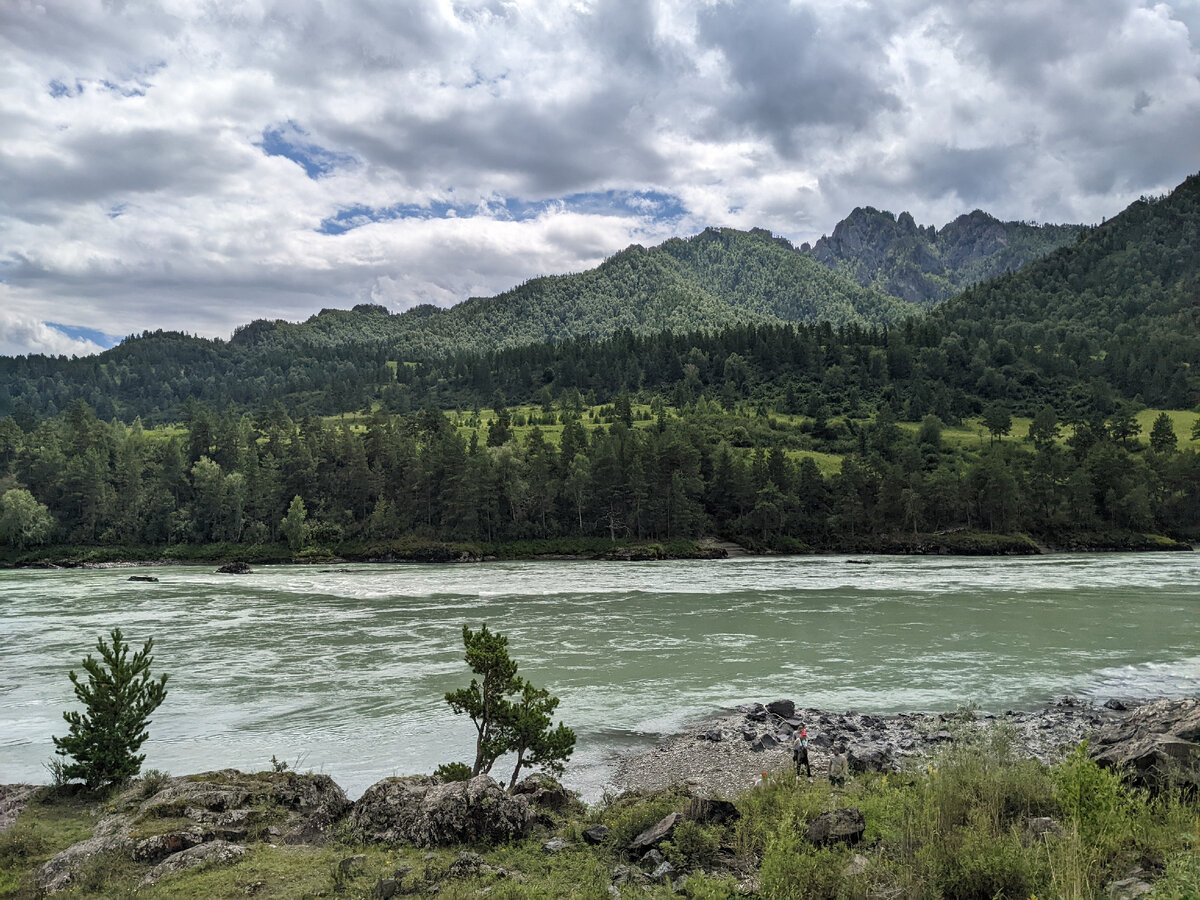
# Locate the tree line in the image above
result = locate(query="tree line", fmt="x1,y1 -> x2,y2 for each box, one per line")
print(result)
1,395 -> 1197,554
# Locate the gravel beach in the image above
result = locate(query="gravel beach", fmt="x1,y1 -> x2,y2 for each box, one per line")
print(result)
613,697 -> 1133,798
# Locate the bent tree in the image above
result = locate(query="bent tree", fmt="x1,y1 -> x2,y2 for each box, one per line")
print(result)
444,623 -> 575,787
53,628 -> 169,790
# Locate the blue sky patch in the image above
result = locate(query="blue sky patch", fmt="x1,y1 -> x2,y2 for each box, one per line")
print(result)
318,190 -> 687,235
259,121 -> 356,179
47,323 -> 121,349
48,79 -> 83,98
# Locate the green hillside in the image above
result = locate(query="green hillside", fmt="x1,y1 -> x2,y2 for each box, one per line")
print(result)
231,228 -> 908,357
938,175 -> 1200,405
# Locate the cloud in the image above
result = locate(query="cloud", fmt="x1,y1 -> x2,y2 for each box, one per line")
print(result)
0,0 -> 1198,356
0,303 -> 107,358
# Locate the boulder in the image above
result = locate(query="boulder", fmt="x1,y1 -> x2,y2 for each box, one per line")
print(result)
128,575 -> 159,582
806,808 -> 865,846
766,699 -> 796,719
751,733 -> 778,752
701,727 -> 724,742
1104,698 -> 1129,712
1090,698 -> 1200,792
844,853 -> 870,877
683,796 -> 740,826
1023,816 -> 1065,844
0,784 -> 39,834
1105,876 -> 1154,899
582,824 -> 610,845
349,775 -> 532,846
650,860 -> 675,880
511,773 -> 572,812
36,833 -> 134,894
140,839 -> 247,886
447,850 -> 487,877
627,812 -> 681,852
744,703 -> 768,723
848,744 -> 895,774
640,848 -> 666,868
138,770 -> 349,846
216,561 -> 252,574
542,837 -> 569,854
134,829 -> 205,862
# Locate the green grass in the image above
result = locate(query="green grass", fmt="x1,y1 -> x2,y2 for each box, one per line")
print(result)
1136,408 -> 1200,448
0,788 -> 96,899
780,448 -> 844,475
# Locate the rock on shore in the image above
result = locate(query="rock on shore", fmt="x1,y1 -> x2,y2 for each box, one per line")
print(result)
614,697 -> 1133,798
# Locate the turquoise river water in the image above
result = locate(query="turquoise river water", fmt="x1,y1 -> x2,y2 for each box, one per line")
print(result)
2,553 -> 1198,800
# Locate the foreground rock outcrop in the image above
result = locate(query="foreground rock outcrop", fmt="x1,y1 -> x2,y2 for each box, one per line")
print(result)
34,770 -> 349,894
348,774 -> 533,847
1090,697 -> 1200,792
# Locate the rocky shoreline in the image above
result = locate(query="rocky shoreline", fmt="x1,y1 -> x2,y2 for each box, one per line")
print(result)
613,695 -> 1170,799
4,697 -> 1197,895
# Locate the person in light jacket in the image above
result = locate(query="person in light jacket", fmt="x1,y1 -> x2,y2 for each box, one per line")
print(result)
829,744 -> 850,787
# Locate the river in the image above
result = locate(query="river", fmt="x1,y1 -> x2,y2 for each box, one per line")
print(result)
2,553 -> 1198,800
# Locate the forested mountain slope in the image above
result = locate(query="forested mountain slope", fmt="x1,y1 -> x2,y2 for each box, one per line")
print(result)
937,175 -> 1200,406
232,228 -> 910,356
808,207 -> 1082,305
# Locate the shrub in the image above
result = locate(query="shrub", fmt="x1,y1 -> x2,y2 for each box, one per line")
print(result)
435,762 -> 473,782
660,819 -> 722,870
760,833 -> 845,900
138,769 -> 172,799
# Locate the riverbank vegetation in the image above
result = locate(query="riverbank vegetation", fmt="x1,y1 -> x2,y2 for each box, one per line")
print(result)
3,725 -> 1197,898
0,391 -> 1195,566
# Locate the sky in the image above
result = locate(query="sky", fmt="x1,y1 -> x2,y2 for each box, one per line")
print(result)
2,1 -> 1198,358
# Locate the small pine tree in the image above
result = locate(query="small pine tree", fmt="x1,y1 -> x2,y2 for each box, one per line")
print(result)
500,681 -> 576,788
445,624 -> 575,786
445,624 -> 520,776
53,629 -> 169,790
1149,412 -> 1177,454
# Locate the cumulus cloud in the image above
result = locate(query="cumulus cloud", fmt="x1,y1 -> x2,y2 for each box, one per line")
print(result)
0,0 -> 1197,356
0,301 -> 107,358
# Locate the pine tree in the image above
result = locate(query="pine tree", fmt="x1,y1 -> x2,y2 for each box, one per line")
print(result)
499,681 -> 576,788
445,624 -> 520,776
444,624 -> 574,785
53,629 -> 169,790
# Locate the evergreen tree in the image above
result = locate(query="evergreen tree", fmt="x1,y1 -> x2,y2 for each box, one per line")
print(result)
445,624 -> 521,776
52,629 -> 169,790
1149,412 -> 1178,454
498,681 -> 576,788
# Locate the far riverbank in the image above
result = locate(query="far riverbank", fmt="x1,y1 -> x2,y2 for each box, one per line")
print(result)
1,529 -> 1192,570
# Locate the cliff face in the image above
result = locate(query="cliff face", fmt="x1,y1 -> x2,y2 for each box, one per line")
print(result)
808,207 -> 1081,306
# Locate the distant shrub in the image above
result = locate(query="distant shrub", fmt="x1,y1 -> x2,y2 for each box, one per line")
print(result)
434,762 -> 472,783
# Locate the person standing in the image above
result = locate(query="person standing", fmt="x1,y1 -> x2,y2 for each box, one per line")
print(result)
829,744 -> 849,788
792,728 -> 812,778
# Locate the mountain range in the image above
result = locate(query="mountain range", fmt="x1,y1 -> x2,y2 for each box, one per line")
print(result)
1,175 -> 1197,422
228,210 -> 1081,357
